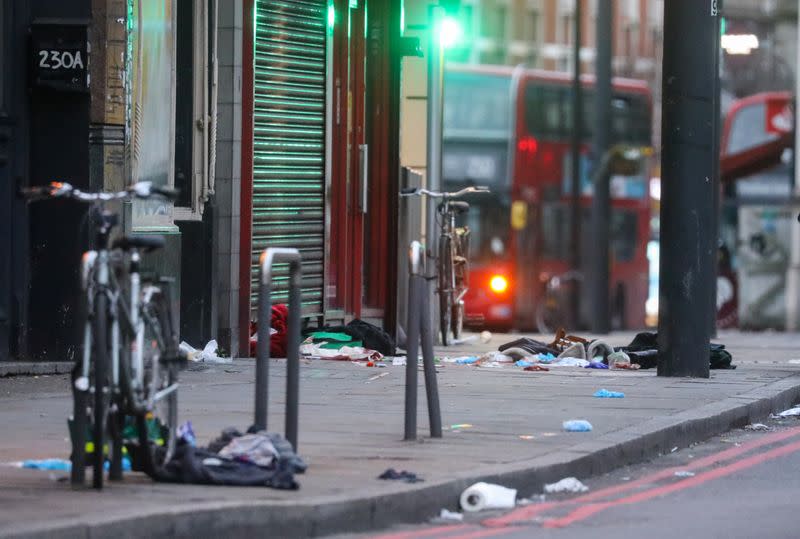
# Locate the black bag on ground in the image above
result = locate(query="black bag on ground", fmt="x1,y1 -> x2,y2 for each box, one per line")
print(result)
308,319 -> 396,356
618,332 -> 736,370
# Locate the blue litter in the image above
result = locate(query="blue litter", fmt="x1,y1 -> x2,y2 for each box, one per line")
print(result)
22,459 -> 71,471
594,389 -> 625,398
178,420 -> 197,446
585,362 -> 609,369
455,357 -> 478,365
562,420 -> 593,432
538,353 -> 556,363
516,359 -> 534,367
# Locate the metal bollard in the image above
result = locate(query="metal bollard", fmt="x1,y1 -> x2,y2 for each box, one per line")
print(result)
404,241 -> 442,440
255,247 -> 302,451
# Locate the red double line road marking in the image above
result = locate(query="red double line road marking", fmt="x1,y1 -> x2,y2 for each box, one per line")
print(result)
483,425 -> 800,528
372,426 -> 800,539
543,436 -> 800,528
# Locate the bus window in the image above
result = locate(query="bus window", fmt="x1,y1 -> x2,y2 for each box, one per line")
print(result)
525,84 -> 651,146
444,71 -> 511,137
463,193 -> 512,263
726,102 -> 776,154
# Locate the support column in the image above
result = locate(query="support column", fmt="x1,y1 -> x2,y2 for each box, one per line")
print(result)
569,0 -> 583,330
591,0 -> 612,334
657,0 -> 720,378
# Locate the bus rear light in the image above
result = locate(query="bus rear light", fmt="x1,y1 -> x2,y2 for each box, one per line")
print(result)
489,275 -> 509,293
517,136 -> 538,154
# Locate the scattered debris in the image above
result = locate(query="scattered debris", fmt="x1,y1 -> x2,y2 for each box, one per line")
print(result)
480,331 -> 493,343
450,424 -> 473,430
367,372 -> 389,383
674,471 -> 695,478
744,423 -> 771,431
392,357 -> 407,366
594,389 -> 625,398
180,340 -> 232,364
438,509 -> 464,522
378,468 -> 423,483
524,365 -> 550,372
788,359 -> 800,365
671,447 -> 678,453
562,420 -> 593,432
519,435 -> 535,440
585,361 -> 609,369
544,477 -> 589,494
460,482 -> 517,512
454,357 -> 479,365
772,406 -> 800,418
21,459 -> 71,471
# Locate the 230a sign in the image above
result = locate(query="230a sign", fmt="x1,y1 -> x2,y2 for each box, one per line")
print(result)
30,20 -> 89,93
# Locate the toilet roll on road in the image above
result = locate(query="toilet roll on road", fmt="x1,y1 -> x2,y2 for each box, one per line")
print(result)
459,482 -> 517,512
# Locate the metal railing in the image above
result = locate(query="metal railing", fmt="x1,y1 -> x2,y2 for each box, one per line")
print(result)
255,247 -> 302,450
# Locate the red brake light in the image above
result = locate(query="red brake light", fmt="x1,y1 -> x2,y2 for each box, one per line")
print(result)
489,275 -> 509,293
517,136 -> 538,155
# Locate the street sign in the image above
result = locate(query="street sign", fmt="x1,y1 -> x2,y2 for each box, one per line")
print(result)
29,19 -> 89,93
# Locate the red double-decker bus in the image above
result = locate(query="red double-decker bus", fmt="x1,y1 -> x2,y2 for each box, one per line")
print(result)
442,64 -> 653,331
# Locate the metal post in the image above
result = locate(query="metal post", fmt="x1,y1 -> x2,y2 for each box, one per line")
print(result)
591,0 -> 612,334
255,279 -> 272,431
285,262 -> 302,451
419,277 -> 442,438
404,242 -> 422,440
658,0 -> 719,378
426,5 -> 445,342
256,248 -> 303,447
709,0 -> 723,339
569,0 -> 583,330
786,3 -> 800,330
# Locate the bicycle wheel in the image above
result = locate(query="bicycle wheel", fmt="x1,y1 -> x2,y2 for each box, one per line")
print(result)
132,288 -> 181,475
92,291 -> 109,489
438,236 -> 454,346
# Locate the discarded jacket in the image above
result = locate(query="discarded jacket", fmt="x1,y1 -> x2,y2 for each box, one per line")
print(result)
146,428 -> 306,489
498,337 -> 559,357
308,319 -> 396,356
617,332 -> 736,370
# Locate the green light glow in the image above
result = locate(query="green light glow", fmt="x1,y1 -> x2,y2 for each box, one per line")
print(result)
439,17 -> 462,49
400,4 -> 405,35
328,4 -> 335,29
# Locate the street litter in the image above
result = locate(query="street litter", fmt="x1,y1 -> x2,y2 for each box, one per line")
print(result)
460,482 -> 517,512
180,339 -> 232,364
549,357 -> 590,368
772,406 -> 800,418
391,357 -> 407,366
21,459 -> 71,471
515,359 -> 534,367
671,447 -> 678,453
367,372 -> 389,382
452,335 -> 478,345
524,365 -> 550,372
544,477 -> 589,494
439,509 -> 464,522
378,468 -> 423,483
563,420 -> 593,432
607,351 -> 631,368
478,361 -> 504,369
674,471 -> 695,478
519,435 -> 535,440
480,330 -> 493,343
594,389 -> 625,398
454,356 -> 479,365
450,423 -> 473,430
744,423 -> 771,431
299,343 -> 383,362
789,359 -> 800,365
585,361 -> 609,369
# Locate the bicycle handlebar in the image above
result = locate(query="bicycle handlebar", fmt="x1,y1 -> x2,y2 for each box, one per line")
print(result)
399,185 -> 491,198
19,181 -> 180,203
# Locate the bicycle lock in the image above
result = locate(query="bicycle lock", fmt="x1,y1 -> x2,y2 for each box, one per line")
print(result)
404,241 -> 443,440
256,247 -> 302,451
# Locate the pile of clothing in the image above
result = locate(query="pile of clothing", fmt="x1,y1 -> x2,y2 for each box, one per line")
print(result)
146,427 -> 307,489
496,329 -> 735,370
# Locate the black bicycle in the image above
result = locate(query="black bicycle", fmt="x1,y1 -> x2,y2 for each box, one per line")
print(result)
21,181 -> 185,489
400,185 -> 490,345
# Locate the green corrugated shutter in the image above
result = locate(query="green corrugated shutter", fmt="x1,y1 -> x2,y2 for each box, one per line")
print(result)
252,0 -> 326,316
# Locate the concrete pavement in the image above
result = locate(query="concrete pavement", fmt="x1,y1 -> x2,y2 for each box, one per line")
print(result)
1,330 -> 800,538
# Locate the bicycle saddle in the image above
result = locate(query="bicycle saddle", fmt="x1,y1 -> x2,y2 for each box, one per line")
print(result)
113,235 -> 165,252
440,200 -> 470,214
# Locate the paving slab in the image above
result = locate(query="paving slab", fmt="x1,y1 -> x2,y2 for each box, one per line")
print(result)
1,331 -> 800,538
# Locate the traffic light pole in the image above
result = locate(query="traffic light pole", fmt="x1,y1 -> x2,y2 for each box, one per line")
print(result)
590,0 -> 612,334
569,0 -> 583,330
658,0 -> 720,378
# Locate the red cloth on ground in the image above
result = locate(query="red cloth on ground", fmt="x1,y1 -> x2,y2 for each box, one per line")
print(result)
248,304 -> 290,358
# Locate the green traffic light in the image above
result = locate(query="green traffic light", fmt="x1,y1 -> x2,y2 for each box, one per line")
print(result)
439,16 -> 462,48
